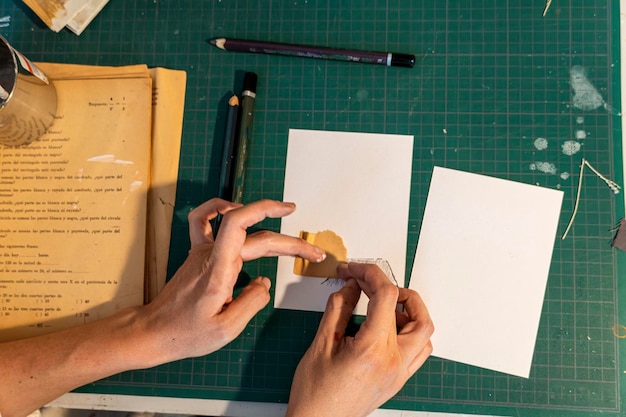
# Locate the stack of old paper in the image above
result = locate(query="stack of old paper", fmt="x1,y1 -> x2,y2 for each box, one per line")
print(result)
23,0 -> 109,35
0,63 -> 185,341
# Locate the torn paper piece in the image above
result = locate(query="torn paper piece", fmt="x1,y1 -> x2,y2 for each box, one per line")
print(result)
611,218 -> 626,251
294,230 -> 347,278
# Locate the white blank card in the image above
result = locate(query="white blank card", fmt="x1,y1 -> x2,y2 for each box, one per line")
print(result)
275,129 -> 413,314
409,167 -> 563,378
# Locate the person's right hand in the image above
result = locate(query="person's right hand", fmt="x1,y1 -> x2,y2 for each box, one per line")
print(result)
286,262 -> 434,417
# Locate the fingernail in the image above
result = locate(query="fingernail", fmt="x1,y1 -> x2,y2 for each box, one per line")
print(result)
257,277 -> 271,290
316,252 -> 327,263
345,278 -> 358,288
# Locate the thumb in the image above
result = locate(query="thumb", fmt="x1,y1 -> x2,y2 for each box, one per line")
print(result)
219,277 -> 271,337
313,278 -> 361,354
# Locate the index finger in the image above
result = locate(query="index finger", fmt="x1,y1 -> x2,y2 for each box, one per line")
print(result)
337,262 -> 399,339
209,200 -> 298,288
397,288 -> 434,339
396,288 -> 434,372
187,198 -> 242,246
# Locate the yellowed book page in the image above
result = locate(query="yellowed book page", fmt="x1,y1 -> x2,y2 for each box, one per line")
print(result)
145,67 -> 186,302
0,76 -> 152,341
34,64 -> 186,303
35,62 -> 150,80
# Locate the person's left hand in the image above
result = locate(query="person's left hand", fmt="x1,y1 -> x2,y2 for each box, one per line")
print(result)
138,198 -> 325,365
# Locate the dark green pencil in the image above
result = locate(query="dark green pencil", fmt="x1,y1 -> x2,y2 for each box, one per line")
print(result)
231,72 -> 258,204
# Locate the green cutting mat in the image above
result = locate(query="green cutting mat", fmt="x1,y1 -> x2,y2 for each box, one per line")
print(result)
1,1 -> 624,415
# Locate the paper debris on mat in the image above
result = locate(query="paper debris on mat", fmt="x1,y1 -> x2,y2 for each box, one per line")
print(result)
22,0 -> 109,34
611,218 -> 626,251
66,0 -> 109,35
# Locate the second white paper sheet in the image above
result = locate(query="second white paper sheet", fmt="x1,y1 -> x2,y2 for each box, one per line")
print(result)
409,167 -> 563,378
275,129 -> 413,314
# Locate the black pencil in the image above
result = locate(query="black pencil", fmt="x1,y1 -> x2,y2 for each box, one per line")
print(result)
217,94 -> 240,201
208,37 -> 415,68
213,94 -> 239,236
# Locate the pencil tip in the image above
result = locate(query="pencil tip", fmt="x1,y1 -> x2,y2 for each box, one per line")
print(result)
207,38 -> 226,50
229,95 -> 239,106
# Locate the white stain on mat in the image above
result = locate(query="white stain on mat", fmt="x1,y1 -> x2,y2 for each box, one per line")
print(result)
576,116 -> 585,124
560,172 -> 570,180
562,140 -> 582,156
574,130 -> 587,140
569,66 -> 617,114
533,137 -> 548,150
175,205 -> 195,223
529,162 -> 557,174
355,89 -> 369,101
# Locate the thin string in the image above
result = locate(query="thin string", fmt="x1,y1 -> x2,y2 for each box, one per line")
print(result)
583,159 -> 621,194
561,158 -> 621,240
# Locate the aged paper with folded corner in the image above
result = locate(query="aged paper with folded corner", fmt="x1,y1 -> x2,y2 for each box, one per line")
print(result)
0,63 -> 185,341
22,0 -> 87,32
66,0 -> 109,35
22,0 -> 109,34
293,230 -> 347,278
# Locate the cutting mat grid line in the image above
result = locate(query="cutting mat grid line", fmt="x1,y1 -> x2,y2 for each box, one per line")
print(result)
0,1 -> 623,415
